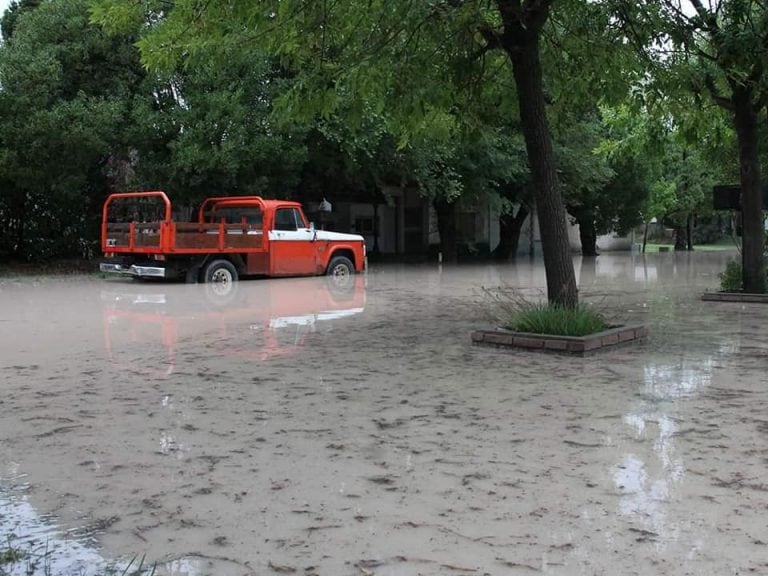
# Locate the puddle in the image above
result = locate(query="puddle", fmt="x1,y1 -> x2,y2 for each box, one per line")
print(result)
0,478 -> 134,576
1,253 -> 768,575
0,479 -> 240,575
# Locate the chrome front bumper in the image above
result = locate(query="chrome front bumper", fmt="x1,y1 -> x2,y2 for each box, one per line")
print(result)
100,263 -> 166,278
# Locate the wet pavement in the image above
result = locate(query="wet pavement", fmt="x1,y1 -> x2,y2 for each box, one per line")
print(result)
0,251 -> 767,575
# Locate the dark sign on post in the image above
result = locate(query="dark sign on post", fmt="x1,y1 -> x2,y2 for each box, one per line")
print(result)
713,185 -> 741,210
713,184 -> 768,210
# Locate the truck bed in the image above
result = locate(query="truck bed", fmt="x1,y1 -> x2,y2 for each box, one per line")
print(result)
104,220 -> 265,254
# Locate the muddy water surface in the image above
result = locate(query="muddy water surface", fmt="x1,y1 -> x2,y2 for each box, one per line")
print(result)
1,252 -> 767,575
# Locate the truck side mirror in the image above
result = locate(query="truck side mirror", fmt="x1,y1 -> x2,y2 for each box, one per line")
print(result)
309,222 -> 317,241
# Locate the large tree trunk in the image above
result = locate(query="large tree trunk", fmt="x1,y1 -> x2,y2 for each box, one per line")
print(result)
642,221 -> 649,253
492,204 -> 529,261
433,197 -> 457,263
372,203 -> 380,255
732,86 -> 766,293
502,8 -> 578,307
686,213 -> 694,251
573,209 -> 598,256
674,224 -> 687,251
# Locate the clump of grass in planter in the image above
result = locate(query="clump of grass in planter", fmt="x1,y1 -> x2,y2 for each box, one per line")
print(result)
505,303 -> 609,337
482,286 -> 610,337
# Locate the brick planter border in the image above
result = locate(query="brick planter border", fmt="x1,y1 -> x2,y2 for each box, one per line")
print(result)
471,325 -> 649,356
701,291 -> 768,303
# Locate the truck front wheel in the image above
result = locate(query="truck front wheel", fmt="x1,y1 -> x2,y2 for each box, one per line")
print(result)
204,259 -> 238,287
326,255 -> 354,278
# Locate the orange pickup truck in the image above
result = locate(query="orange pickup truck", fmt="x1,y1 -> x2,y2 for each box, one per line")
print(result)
100,191 -> 366,285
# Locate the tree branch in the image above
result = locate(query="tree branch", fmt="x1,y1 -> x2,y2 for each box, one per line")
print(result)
754,89 -> 768,113
475,23 -> 503,58
687,0 -> 719,32
704,73 -> 733,110
695,45 -> 717,62
748,58 -> 764,86
495,0 -> 522,27
522,0 -> 552,31
613,2 -> 657,69
661,0 -> 695,28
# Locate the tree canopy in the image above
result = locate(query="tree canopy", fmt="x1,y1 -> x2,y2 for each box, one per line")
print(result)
607,0 -> 768,289
90,0 -> 645,305
0,0 -> 142,259
0,0 -> 755,289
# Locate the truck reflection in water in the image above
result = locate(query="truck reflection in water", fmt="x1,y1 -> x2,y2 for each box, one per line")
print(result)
101,275 -> 366,375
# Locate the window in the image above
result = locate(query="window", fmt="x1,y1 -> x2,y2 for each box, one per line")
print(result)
457,212 -> 477,241
210,206 -> 263,227
355,217 -> 374,234
274,208 -> 301,231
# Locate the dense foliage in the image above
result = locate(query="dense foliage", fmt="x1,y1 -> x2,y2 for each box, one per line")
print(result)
605,0 -> 768,290
0,0 -> 753,297
0,0 -> 142,259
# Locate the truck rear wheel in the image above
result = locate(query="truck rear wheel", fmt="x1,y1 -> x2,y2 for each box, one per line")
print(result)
204,259 -> 238,292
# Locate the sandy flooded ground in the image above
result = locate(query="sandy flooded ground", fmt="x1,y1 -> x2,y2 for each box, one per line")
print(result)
0,251 -> 767,576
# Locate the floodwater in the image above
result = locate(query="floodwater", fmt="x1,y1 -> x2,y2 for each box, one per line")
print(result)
1,251 -> 767,576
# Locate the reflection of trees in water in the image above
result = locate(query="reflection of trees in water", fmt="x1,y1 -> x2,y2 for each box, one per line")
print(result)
644,252 -> 736,285
643,357 -> 714,400
472,253 -> 736,296
578,256 -> 597,286
613,355 -> 714,550
576,254 -> 652,286
573,252 -> 737,287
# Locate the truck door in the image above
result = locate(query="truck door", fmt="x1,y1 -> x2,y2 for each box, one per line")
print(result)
268,207 -> 317,276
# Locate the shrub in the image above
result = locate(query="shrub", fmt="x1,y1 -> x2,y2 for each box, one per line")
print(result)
718,258 -> 768,292
719,259 -> 743,292
505,304 -> 609,337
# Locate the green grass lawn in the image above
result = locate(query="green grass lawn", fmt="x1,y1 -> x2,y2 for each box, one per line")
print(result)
642,240 -> 739,253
